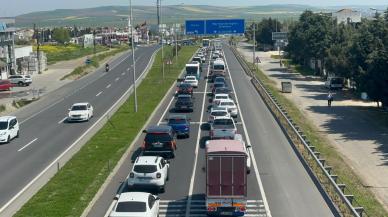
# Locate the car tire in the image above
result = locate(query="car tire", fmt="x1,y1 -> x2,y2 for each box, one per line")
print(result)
16,130 -> 19,138
87,115 -> 90,122
160,185 -> 165,193
6,135 -> 10,143
247,169 -> 251,174
18,81 -> 24,86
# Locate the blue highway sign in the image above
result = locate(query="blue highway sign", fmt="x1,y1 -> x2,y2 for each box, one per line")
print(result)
185,20 -> 205,35
205,19 -> 245,34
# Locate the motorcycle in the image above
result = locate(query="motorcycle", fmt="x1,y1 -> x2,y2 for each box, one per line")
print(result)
105,64 -> 110,72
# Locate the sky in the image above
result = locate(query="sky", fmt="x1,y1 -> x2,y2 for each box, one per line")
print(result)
0,0 -> 387,16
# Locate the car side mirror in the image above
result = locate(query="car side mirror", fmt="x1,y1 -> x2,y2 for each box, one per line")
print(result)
155,196 -> 160,200
246,144 -> 252,148
202,166 -> 206,172
142,129 -> 147,133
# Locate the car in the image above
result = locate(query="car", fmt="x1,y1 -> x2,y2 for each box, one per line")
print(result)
208,107 -> 230,123
213,76 -> 226,84
0,80 -> 14,91
214,87 -> 232,96
8,75 -> 32,86
325,77 -> 344,90
176,83 -> 193,95
211,82 -> 227,95
0,116 -> 19,143
209,117 -> 237,140
127,156 -> 170,192
142,125 -> 176,158
166,114 -> 190,138
197,53 -> 206,63
212,93 -> 231,105
175,94 -> 194,112
67,102 -> 94,122
109,192 -> 160,217
233,134 -> 252,174
217,99 -> 238,118
183,76 -> 198,88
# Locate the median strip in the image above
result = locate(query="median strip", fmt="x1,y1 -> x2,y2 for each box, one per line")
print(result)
13,46 -> 197,217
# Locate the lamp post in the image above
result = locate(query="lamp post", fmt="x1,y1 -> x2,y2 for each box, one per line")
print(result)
252,22 -> 256,65
160,0 -> 165,80
129,0 -> 138,112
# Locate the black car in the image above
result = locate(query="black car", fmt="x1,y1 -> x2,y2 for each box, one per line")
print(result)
175,94 -> 194,112
214,76 -> 226,84
176,83 -> 193,95
214,87 -> 232,96
142,125 -> 176,158
211,82 -> 227,95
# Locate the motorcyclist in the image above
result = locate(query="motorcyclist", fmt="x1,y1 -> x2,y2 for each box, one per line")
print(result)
105,63 -> 110,72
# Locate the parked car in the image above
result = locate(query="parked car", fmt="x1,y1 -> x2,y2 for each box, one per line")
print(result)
8,75 -> 32,86
67,102 -> 94,122
183,76 -> 198,88
0,80 -> 13,91
175,94 -> 194,112
142,125 -> 176,158
176,83 -> 193,95
127,156 -> 170,192
208,107 -> 230,123
209,117 -> 237,140
0,116 -> 19,143
167,114 -> 190,138
109,192 -> 160,217
216,99 -> 238,118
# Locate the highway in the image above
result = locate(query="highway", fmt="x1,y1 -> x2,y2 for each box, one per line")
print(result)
0,45 -> 159,213
87,43 -> 339,217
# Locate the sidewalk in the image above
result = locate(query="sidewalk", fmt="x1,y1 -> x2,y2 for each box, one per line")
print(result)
0,49 -> 126,115
237,41 -> 388,210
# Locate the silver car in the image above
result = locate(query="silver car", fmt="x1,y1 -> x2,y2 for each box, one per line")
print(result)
8,75 -> 32,86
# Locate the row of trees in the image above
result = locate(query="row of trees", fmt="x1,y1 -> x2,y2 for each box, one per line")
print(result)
245,18 -> 283,50
286,9 -> 388,107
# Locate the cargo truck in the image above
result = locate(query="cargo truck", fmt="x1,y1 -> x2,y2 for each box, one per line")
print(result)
206,140 -> 247,216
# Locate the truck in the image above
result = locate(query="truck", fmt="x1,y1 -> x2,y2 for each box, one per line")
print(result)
206,140 -> 247,216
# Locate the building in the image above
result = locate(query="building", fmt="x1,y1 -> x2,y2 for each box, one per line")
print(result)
332,9 -> 362,24
0,18 -> 16,78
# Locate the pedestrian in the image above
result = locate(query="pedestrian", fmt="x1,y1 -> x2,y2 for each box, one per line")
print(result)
327,92 -> 333,107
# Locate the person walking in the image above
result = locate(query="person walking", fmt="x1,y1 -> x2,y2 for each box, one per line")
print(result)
327,91 -> 333,107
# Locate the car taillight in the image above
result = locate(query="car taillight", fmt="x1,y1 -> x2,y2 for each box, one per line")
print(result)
207,207 -> 216,212
238,206 -> 246,212
141,141 -> 145,150
156,173 -> 161,179
129,172 -> 134,178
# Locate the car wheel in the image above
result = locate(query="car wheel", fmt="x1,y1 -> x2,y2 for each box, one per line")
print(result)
16,130 -> 19,138
6,135 -> 10,143
87,115 -> 90,121
18,81 -> 24,86
160,185 -> 165,193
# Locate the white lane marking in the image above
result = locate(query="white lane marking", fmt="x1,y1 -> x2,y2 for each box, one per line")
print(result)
223,46 -> 272,217
186,51 -> 212,217
121,72 -> 125,76
157,96 -> 175,125
96,91 -> 103,97
19,98 -> 65,125
18,138 -> 38,152
58,117 -> 67,124
0,47 -> 159,215
106,84 -> 111,89
115,77 -> 120,82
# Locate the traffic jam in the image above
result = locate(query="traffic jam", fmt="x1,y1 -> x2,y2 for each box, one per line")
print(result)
108,39 -> 259,217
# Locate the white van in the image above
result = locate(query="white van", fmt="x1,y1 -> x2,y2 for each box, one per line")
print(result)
0,116 -> 19,143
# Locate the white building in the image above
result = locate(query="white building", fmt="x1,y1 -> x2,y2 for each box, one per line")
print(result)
333,9 -> 362,24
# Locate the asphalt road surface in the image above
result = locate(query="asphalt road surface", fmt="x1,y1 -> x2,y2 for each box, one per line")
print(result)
0,45 -> 159,212
87,43 -> 339,217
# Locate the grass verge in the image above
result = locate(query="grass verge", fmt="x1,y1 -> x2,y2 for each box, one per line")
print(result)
61,46 -> 128,80
246,60 -> 388,217
0,104 -> 5,113
14,46 -> 197,217
12,98 -> 39,109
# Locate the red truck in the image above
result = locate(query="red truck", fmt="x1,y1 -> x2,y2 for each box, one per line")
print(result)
206,140 -> 247,216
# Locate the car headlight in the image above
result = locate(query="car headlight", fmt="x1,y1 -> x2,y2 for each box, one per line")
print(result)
0,132 -> 7,136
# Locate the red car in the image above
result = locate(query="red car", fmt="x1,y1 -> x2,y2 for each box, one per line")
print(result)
0,80 -> 14,91
176,83 -> 193,95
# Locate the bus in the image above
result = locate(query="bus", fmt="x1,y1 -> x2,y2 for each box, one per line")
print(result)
202,39 -> 210,48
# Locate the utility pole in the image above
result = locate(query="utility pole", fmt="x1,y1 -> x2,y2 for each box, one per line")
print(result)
157,0 -> 161,26
252,22 -> 256,65
175,23 -> 178,64
160,1 -> 165,80
93,29 -> 96,55
34,24 -> 41,74
130,0 -> 138,112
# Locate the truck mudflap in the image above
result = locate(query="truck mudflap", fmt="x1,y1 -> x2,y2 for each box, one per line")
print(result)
206,198 -> 246,216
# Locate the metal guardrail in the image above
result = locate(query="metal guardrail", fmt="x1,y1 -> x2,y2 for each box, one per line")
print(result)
230,46 -> 365,217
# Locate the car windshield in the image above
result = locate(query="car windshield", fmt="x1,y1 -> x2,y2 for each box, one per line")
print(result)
71,105 -> 87,111
211,111 -> 228,116
215,88 -> 229,94
214,83 -> 225,88
179,84 -> 191,88
186,66 -> 198,75
116,201 -> 147,212
0,121 -> 8,130
185,77 -> 195,81
213,65 -> 225,70
134,165 -> 158,173
214,78 -> 225,83
169,119 -> 187,124
215,96 -> 228,100
220,102 -> 235,106
145,133 -> 172,143
213,119 -> 234,127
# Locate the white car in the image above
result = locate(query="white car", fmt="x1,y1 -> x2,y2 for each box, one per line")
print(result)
212,93 -> 230,105
110,192 -> 160,217
0,116 -> 19,143
128,156 -> 169,192
216,99 -> 238,118
197,53 -> 206,63
208,107 -> 230,123
234,134 -> 252,174
67,102 -> 94,122
184,76 -> 199,88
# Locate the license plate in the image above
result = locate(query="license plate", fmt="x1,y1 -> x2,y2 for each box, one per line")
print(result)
152,143 -> 163,147
181,106 -> 187,109
220,212 -> 233,215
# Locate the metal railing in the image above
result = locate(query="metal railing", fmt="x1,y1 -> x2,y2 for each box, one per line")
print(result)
230,45 -> 366,217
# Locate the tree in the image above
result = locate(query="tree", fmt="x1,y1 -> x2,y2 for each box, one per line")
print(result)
52,28 -> 70,44
255,18 -> 282,46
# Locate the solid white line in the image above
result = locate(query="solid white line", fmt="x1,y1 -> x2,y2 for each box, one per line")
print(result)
0,47 -> 156,215
186,50 -> 212,217
18,138 -> 38,152
58,117 -> 67,124
223,46 -> 272,217
106,84 -> 111,89
115,77 -> 120,82
96,91 -> 103,97
157,96 -> 175,125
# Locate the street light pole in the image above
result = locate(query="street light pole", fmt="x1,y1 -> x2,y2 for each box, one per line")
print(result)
130,0 -> 138,112
160,0 -> 165,80
175,23 -> 178,64
252,22 -> 256,65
